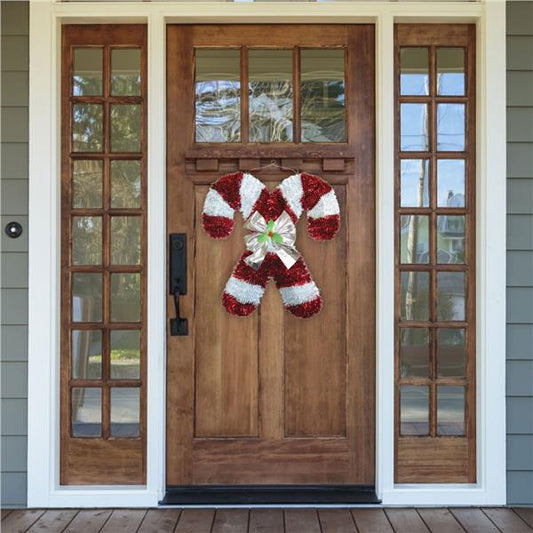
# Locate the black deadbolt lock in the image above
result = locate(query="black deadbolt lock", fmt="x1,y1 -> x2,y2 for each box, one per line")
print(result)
5,221 -> 23,239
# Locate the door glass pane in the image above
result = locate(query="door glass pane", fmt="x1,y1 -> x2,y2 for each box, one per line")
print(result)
72,273 -> 102,323
110,330 -> 141,380
400,271 -> 430,321
437,386 -> 465,435
72,104 -> 103,152
437,328 -> 466,378
111,216 -> 141,265
111,273 -> 141,322
400,385 -> 429,436
73,47 -> 103,96
401,103 -> 429,152
72,216 -> 102,265
71,387 -> 101,437
110,160 -> 142,208
111,48 -> 141,96
400,47 -> 429,96
437,159 -> 465,207
195,49 -> 240,143
400,328 -> 429,378
437,272 -> 465,321
111,104 -> 141,152
400,215 -> 430,264
249,49 -> 293,143
400,159 -> 429,208
72,330 -> 102,380
437,48 -> 465,96
72,160 -> 103,208
437,215 -> 466,264
111,387 -> 140,437
437,103 -> 465,151
301,49 -> 346,143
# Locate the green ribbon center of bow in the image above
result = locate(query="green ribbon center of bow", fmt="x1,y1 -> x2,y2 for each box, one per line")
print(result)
257,219 -> 283,244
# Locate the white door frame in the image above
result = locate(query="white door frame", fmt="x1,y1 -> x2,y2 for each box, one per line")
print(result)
27,0 -> 507,508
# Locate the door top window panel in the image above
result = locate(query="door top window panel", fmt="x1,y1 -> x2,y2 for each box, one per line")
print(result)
400,47 -> 429,96
111,48 -> 142,96
73,47 -> 103,96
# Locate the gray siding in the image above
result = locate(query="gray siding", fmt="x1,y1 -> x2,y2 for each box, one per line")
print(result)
1,1 -> 29,508
506,0 -> 533,506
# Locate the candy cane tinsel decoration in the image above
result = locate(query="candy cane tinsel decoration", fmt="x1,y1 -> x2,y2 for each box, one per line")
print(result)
202,171 -> 340,318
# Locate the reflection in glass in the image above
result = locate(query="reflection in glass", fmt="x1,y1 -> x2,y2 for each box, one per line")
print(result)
437,48 -> 465,96
400,271 -> 430,321
110,330 -> 141,380
111,216 -> 141,265
72,104 -> 103,152
437,328 -> 466,377
111,104 -> 141,152
437,215 -> 465,264
195,49 -> 240,142
111,48 -> 141,96
110,160 -> 142,208
437,272 -> 465,321
301,49 -> 346,142
72,216 -> 102,265
401,103 -> 429,152
111,387 -> 140,437
72,273 -> 102,322
400,47 -> 429,96
400,159 -> 429,207
400,385 -> 429,436
73,47 -> 103,96
71,387 -> 101,437
437,103 -> 465,151
249,49 -> 293,142
400,328 -> 429,378
72,330 -> 102,380
111,273 -> 141,322
73,160 -> 103,209
437,159 -> 465,207
400,215 -> 429,264
437,386 -> 465,435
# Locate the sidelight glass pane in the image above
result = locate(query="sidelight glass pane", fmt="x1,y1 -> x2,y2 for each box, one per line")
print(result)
72,330 -> 102,380
437,48 -> 465,96
437,215 -> 466,264
400,328 -> 429,378
400,47 -> 429,96
437,159 -> 465,208
400,385 -> 429,436
110,160 -> 142,208
111,387 -> 140,437
73,47 -> 103,96
72,273 -> 102,323
72,104 -> 103,152
437,328 -> 466,378
301,49 -> 346,143
400,271 -> 430,321
437,386 -> 465,435
111,104 -> 141,152
400,159 -> 429,208
71,387 -> 101,437
249,49 -> 293,143
400,215 -> 430,264
72,160 -> 103,209
195,49 -> 241,143
437,103 -> 465,151
111,48 -> 141,96
437,272 -> 466,321
111,273 -> 141,322
72,216 -> 102,265
401,103 -> 429,152
110,330 -> 141,380
111,216 -> 141,265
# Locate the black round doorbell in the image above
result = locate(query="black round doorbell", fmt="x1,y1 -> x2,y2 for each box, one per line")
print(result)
4,221 -> 23,239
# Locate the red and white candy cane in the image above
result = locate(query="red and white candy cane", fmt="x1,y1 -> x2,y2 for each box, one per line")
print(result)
202,171 -> 340,318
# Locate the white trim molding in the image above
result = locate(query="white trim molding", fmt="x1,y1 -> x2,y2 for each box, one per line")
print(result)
27,0 -> 507,508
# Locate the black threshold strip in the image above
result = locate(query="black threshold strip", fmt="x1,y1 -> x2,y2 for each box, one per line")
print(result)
161,485 -> 380,505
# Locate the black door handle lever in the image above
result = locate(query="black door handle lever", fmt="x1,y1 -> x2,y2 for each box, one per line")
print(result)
169,233 -> 188,336
170,285 -> 188,336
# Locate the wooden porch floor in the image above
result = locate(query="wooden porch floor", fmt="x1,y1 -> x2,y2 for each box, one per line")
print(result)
2,507 -> 533,533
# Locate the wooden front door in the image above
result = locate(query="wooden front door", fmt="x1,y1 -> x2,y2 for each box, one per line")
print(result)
166,25 -> 375,492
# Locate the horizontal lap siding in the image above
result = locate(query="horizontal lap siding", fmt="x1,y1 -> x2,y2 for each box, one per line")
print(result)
1,1 -> 29,508
506,0 -> 533,506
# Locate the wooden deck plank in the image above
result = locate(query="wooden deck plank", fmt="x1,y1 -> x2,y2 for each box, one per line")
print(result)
483,508 -> 533,532
211,510 -> 249,533
63,509 -> 112,533
1,510 -> 46,533
99,509 -> 147,533
513,508 -> 533,530
137,509 -> 182,533
417,508 -> 465,533
175,509 -> 215,533
284,509 -> 321,533
351,509 -> 394,533
385,509 -> 429,533
2,509 -> 14,520
27,510 -> 78,532
248,509 -> 284,533
450,508 -> 500,533
318,509 -> 357,532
